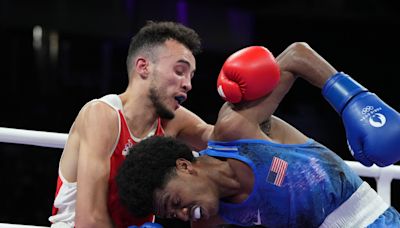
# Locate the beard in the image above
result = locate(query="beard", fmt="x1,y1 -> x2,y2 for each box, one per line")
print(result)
149,86 -> 175,120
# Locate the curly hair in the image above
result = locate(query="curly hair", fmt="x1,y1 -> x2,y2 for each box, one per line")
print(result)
116,136 -> 195,217
126,20 -> 202,75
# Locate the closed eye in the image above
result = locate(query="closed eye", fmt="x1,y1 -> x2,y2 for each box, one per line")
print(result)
175,66 -> 187,76
175,60 -> 193,77
173,198 -> 181,207
175,70 -> 185,76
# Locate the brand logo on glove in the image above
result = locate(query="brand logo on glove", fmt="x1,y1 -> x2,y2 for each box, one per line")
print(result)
361,106 -> 374,114
360,106 -> 386,128
217,85 -> 226,98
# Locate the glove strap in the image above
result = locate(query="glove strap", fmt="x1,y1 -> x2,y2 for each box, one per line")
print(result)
322,72 -> 368,115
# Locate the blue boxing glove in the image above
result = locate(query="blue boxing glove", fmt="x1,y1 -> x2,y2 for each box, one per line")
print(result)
128,222 -> 163,228
322,72 -> 400,167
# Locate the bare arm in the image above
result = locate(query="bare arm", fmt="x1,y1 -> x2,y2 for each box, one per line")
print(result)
211,45 -> 300,141
74,102 -> 118,227
278,42 -> 338,88
234,42 -> 338,125
173,43 -> 336,144
213,42 -> 335,142
163,106 -> 214,151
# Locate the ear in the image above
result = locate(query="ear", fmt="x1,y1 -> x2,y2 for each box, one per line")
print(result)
175,158 -> 196,175
135,56 -> 150,79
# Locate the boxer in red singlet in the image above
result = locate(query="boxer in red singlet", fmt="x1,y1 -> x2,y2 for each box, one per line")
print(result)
49,21 -> 213,228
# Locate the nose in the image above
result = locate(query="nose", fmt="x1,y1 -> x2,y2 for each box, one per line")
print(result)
176,207 -> 190,221
182,76 -> 192,92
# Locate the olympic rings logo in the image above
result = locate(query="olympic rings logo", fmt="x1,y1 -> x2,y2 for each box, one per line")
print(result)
361,106 -> 374,114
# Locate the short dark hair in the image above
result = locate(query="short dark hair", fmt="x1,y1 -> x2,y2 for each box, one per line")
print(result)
126,21 -> 202,75
116,136 -> 195,217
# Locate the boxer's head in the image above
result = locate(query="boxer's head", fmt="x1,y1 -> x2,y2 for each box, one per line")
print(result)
126,21 -> 201,119
126,21 -> 201,76
117,136 -> 219,222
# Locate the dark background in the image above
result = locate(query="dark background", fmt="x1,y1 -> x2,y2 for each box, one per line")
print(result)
0,0 -> 399,226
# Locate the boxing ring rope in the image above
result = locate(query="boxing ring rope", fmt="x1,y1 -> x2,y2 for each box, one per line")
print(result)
0,126 -> 399,227
0,224 -> 49,228
344,160 -> 400,204
0,127 -> 67,149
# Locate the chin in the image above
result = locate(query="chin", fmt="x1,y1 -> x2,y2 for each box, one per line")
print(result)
158,108 -> 175,120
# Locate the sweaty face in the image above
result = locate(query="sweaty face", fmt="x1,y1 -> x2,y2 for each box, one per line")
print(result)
147,39 -> 196,119
154,169 -> 219,222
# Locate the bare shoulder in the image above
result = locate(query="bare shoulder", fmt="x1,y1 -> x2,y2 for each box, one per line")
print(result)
60,100 -> 120,181
74,100 -> 120,154
76,100 -> 118,128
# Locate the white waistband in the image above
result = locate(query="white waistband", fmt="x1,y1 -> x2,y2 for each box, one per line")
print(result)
319,181 -> 389,228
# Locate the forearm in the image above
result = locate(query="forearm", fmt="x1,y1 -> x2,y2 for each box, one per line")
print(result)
253,42 -> 337,117
250,70 -> 296,124
213,44 -> 302,140
242,42 -> 336,133
169,107 -> 214,150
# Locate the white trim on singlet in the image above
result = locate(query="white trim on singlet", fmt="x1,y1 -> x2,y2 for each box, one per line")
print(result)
97,94 -> 122,153
319,181 -> 389,228
207,145 -> 238,151
98,94 -> 157,143
130,121 -> 157,142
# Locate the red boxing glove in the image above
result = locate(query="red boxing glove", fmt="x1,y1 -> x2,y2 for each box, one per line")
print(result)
217,46 -> 280,103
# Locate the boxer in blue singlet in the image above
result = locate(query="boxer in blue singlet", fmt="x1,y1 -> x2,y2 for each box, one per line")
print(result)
201,139 -> 399,227
117,44 -> 400,227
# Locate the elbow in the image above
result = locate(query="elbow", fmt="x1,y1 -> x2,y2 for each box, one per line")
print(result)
75,215 -> 96,228
287,42 -> 311,52
75,216 -> 91,228
75,214 -> 113,228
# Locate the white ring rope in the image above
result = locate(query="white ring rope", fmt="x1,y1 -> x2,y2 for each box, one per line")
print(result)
344,160 -> 400,204
0,126 -> 399,228
0,127 -> 67,149
0,224 -> 49,228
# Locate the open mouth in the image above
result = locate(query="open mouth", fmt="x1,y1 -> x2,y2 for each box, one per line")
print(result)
175,96 -> 185,104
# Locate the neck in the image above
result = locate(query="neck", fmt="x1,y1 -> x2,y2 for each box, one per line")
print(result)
119,86 -> 159,139
223,158 -> 255,203
199,156 -> 242,199
200,156 -> 254,204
